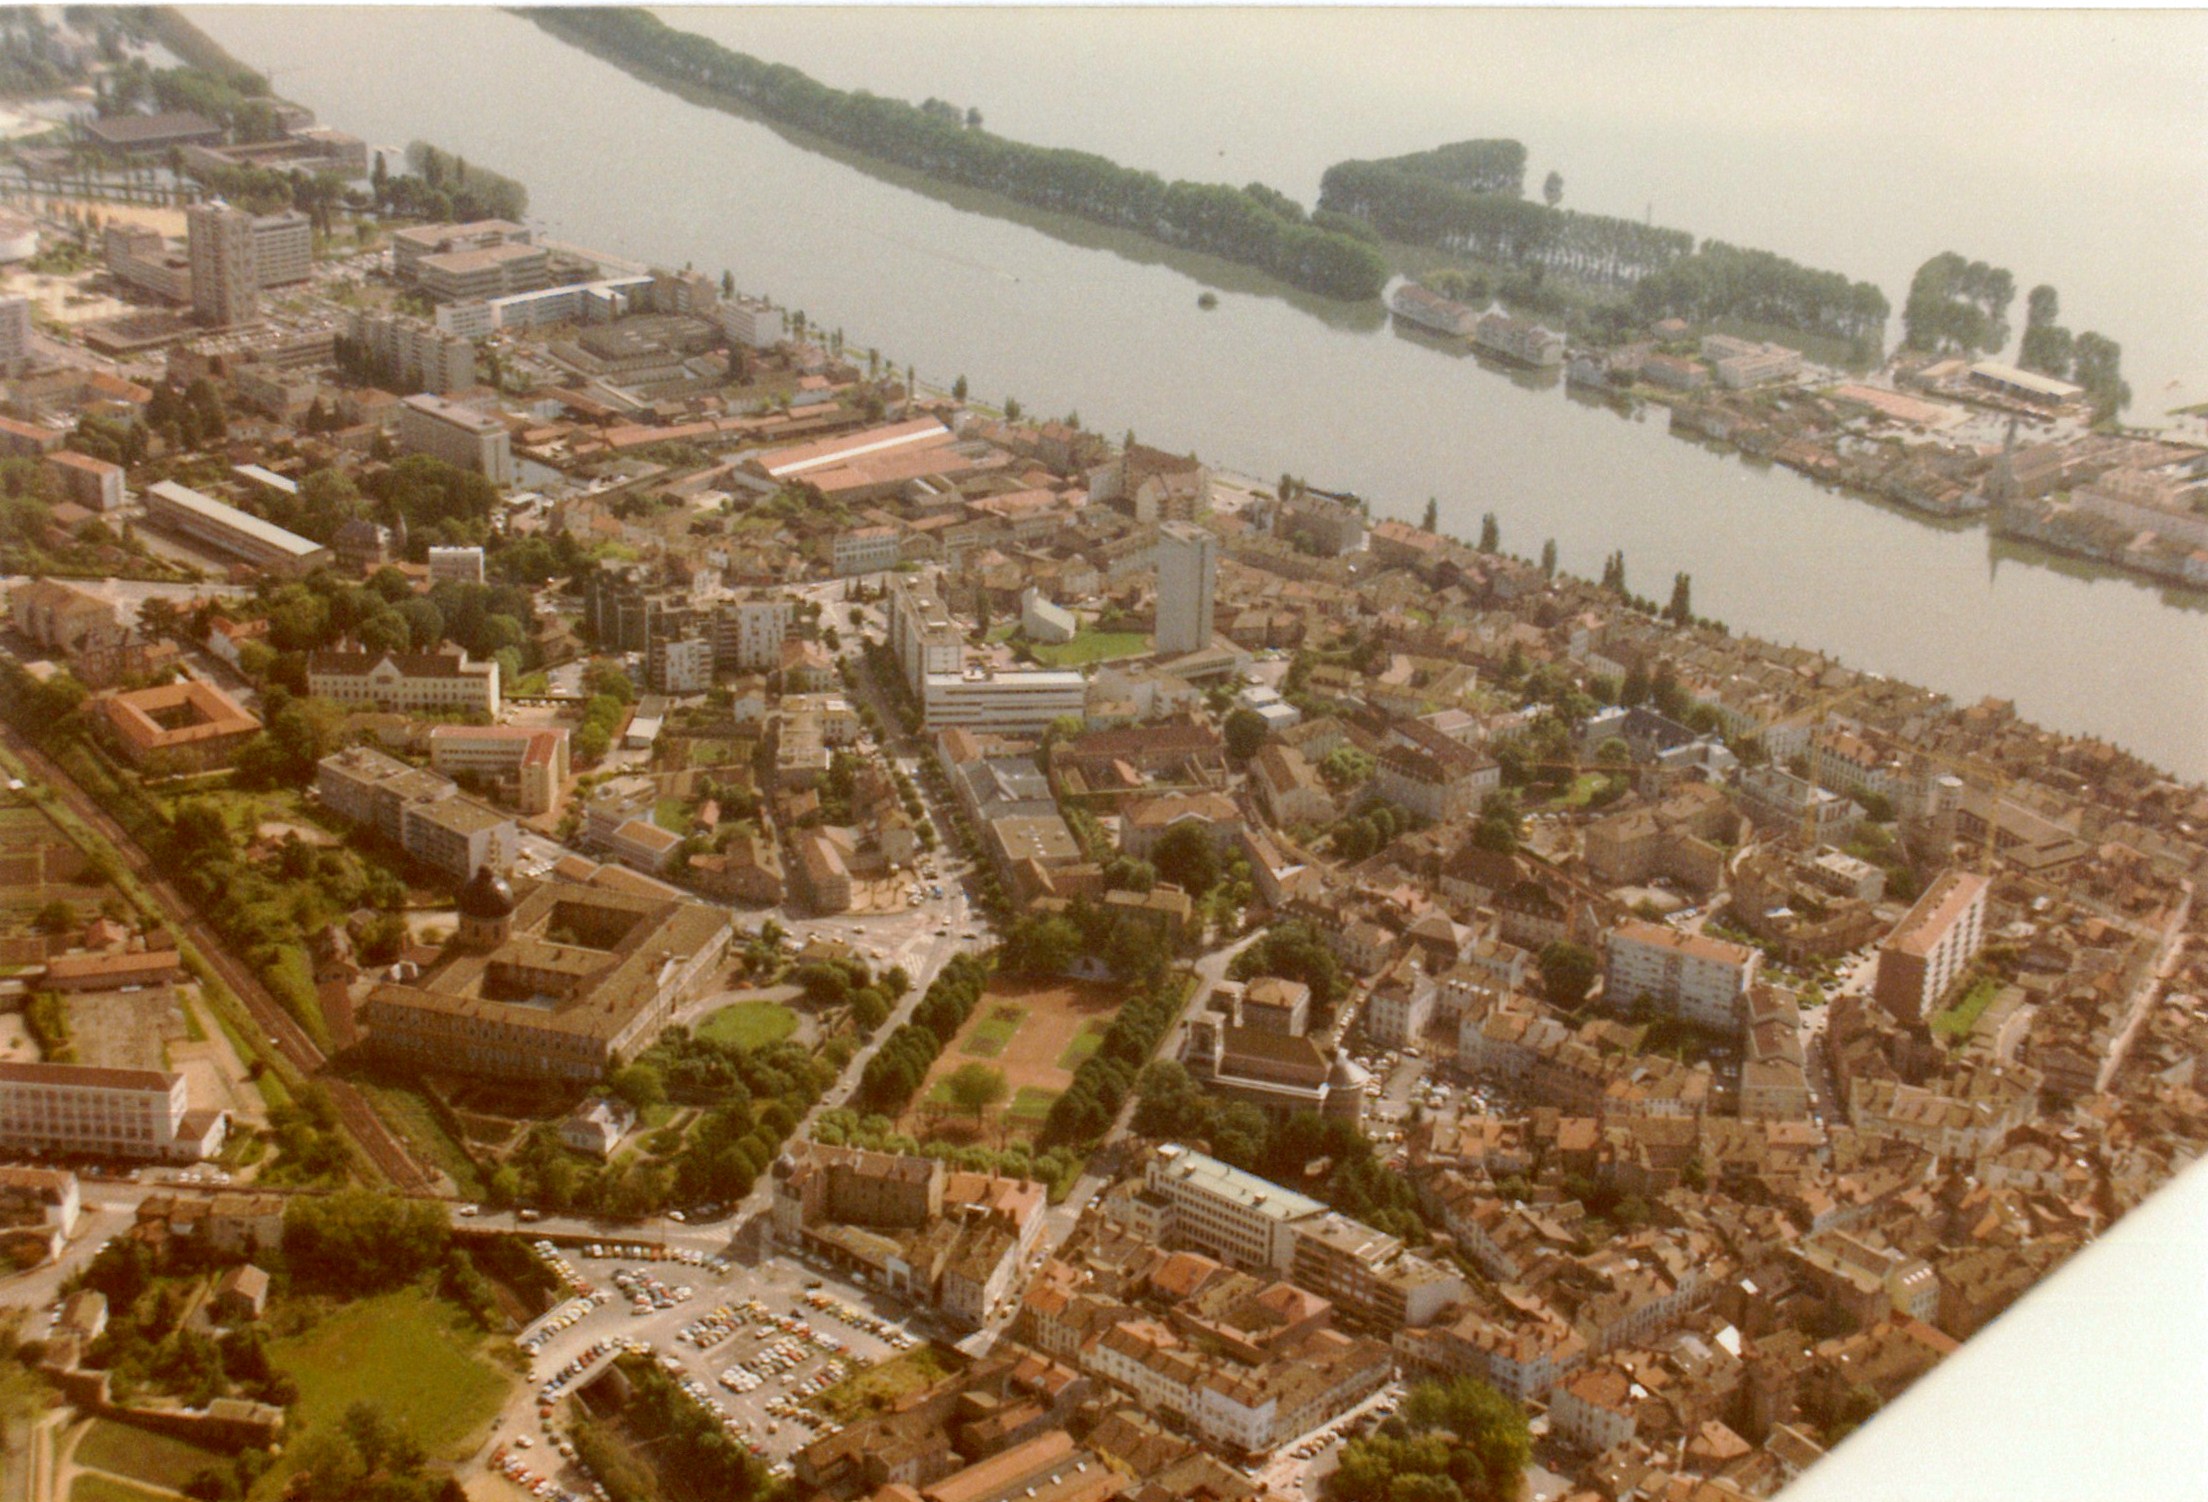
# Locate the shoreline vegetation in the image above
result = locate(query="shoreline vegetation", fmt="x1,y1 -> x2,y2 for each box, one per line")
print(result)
523,6 -> 1392,301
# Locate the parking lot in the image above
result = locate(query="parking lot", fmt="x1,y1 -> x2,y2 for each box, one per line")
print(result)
497,1237 -> 939,1496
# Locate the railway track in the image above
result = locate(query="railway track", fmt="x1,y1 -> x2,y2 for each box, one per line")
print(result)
2,724 -> 438,1195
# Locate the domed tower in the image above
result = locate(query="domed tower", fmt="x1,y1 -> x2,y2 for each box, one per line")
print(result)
455,865 -> 516,951
1324,1052 -> 1372,1124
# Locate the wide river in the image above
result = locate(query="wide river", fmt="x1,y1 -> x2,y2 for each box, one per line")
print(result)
190,8 -> 2208,780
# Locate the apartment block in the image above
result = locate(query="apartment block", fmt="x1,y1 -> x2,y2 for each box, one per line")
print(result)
1154,521 -> 1217,657
712,593 -> 792,672
349,309 -> 479,395
185,201 -> 257,326
1874,870 -> 1992,1022
314,745 -> 513,878
397,393 -> 515,486
1604,919 -> 1760,1030
44,450 -> 126,511
887,573 -> 965,693
647,634 -> 714,694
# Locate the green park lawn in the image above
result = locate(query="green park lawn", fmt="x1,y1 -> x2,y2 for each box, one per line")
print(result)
696,1001 -> 798,1050
1930,976 -> 2003,1042
1007,1086 -> 1059,1129
1055,1018 -> 1111,1072
73,1420 -> 230,1493
1029,630 -> 1150,668
959,1004 -> 1026,1059
265,1287 -> 510,1479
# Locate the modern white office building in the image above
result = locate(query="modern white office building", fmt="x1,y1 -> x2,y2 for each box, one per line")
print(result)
0,1062 -> 225,1161
397,393 -> 515,486
921,669 -> 1087,734
1140,1142 -> 1326,1274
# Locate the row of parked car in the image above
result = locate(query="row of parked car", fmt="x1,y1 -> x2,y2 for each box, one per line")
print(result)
529,1240 -> 599,1299
534,1335 -> 640,1410
803,1289 -> 920,1350
522,1293 -> 609,1355
582,1241 -> 729,1274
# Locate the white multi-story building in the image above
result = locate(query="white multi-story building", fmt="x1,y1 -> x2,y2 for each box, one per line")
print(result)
713,593 -> 792,672
1604,919 -> 1760,1030
1735,764 -> 1864,847
400,795 -> 515,880
427,545 -> 487,584
887,574 -> 964,693
1142,1143 -> 1327,1274
248,210 -> 312,288
397,393 -> 515,487
1550,1367 -> 1638,1455
648,634 -> 714,694
0,1062 -> 224,1161
1702,334 -> 1802,390
349,309 -> 479,395
307,648 -> 500,718
832,525 -> 903,577
1155,521 -> 1217,656
185,201 -> 256,326
717,294 -> 776,348
921,670 -> 1087,734
314,746 -> 515,878
428,725 -> 570,815
1364,966 -> 1438,1049
1874,870 -> 1991,1021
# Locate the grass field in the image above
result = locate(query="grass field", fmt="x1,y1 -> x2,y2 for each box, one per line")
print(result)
1007,1086 -> 1059,1127
1931,975 -> 2003,1042
911,977 -> 1121,1145
266,1287 -> 510,1478
696,1001 -> 797,1050
1054,1018 -> 1111,1072
811,1345 -> 960,1422
70,1477 -> 171,1502
960,1004 -> 1027,1059
73,1421 -> 229,1493
1030,630 -> 1149,668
